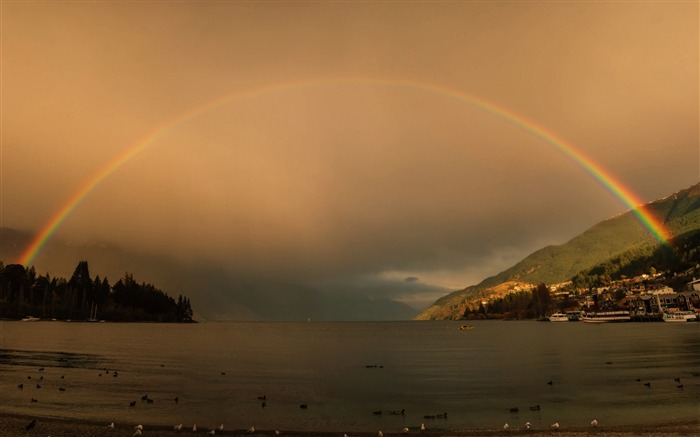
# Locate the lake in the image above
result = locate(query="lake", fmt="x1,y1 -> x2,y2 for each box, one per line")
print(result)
0,320 -> 698,432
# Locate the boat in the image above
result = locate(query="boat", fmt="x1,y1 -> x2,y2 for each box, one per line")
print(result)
20,316 -> 40,322
548,313 -> 570,322
662,311 -> 697,323
580,310 -> 631,323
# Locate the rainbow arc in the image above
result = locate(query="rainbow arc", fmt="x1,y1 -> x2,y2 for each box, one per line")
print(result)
17,77 -> 669,266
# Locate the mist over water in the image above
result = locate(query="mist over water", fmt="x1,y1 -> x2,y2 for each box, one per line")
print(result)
1,321 -> 698,432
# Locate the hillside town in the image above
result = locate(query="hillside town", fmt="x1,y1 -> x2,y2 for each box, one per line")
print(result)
465,265 -> 700,323
549,267 -> 700,322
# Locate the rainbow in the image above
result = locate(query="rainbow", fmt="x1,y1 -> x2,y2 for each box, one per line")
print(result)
17,77 -> 669,266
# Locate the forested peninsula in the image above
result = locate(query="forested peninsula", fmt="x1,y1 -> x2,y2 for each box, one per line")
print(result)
0,261 -> 195,322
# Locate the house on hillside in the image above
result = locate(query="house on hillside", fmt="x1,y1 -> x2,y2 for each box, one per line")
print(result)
688,278 -> 700,292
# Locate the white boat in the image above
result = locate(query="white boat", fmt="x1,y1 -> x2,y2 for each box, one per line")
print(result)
548,313 -> 569,322
662,311 -> 697,323
580,310 -> 631,323
20,316 -> 40,322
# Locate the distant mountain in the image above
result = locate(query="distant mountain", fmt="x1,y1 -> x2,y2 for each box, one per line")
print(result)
0,228 -> 417,321
416,182 -> 700,320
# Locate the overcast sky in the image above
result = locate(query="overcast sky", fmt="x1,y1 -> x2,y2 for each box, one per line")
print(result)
2,1 -> 698,309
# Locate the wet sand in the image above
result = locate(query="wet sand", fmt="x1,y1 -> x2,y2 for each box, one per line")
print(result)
1,414 -> 698,437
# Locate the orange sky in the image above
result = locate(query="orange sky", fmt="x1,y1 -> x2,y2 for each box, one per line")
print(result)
1,1 -> 698,311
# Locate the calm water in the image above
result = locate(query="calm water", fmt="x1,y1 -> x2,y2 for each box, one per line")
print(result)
0,320 -> 698,432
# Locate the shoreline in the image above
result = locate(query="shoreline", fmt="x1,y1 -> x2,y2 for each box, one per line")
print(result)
2,413 -> 698,437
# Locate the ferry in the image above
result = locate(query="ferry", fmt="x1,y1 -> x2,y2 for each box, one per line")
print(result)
662,311 -> 697,323
580,310 -> 631,323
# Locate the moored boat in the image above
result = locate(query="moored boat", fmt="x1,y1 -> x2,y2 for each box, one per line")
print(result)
580,310 -> 630,323
548,313 -> 569,322
662,311 -> 697,323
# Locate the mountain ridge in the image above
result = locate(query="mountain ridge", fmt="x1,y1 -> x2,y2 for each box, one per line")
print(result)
416,182 -> 700,320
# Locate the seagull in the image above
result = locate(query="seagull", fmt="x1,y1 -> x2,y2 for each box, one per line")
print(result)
217,424 -> 224,432
207,430 -> 215,435
134,425 -> 143,431
26,419 -> 36,431
591,419 -> 598,427
274,431 -> 280,436
192,424 -> 197,432
378,431 -> 383,437
420,423 -> 426,432
132,430 -> 142,437
107,422 -> 115,430
246,426 -> 255,433
525,422 -> 531,429
402,427 -> 409,433
503,423 -> 509,430
174,424 -> 183,432
550,422 -> 560,430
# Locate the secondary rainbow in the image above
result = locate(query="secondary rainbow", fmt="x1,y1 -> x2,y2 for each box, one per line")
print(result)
17,77 -> 669,266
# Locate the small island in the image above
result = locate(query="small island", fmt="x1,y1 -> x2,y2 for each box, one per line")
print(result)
0,260 -> 195,323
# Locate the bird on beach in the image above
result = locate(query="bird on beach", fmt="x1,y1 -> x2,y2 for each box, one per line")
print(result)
217,424 -> 224,432
550,422 -> 560,430
18,383 -> 23,389
529,404 -> 540,411
130,401 -> 137,407
591,419 -> 598,427
25,419 -> 36,431
420,423 -> 426,432
207,430 -> 215,435
525,422 -> 531,429
174,424 -> 183,432
134,425 -> 143,431
402,427 -> 409,433
378,431 -> 383,437
192,424 -> 197,432
133,430 -> 142,437
246,426 -> 255,433
503,423 -> 509,430
107,422 -> 115,430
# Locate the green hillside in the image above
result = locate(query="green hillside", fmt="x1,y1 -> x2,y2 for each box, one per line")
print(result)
417,182 -> 700,320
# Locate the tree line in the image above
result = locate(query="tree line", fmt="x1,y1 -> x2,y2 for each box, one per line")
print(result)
461,283 -> 556,320
571,230 -> 700,289
0,260 -> 194,322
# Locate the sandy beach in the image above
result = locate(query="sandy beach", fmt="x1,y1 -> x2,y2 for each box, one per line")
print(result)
2,414 -> 698,437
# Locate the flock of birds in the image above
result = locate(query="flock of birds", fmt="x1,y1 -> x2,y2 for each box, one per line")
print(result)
15,363 -> 691,436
